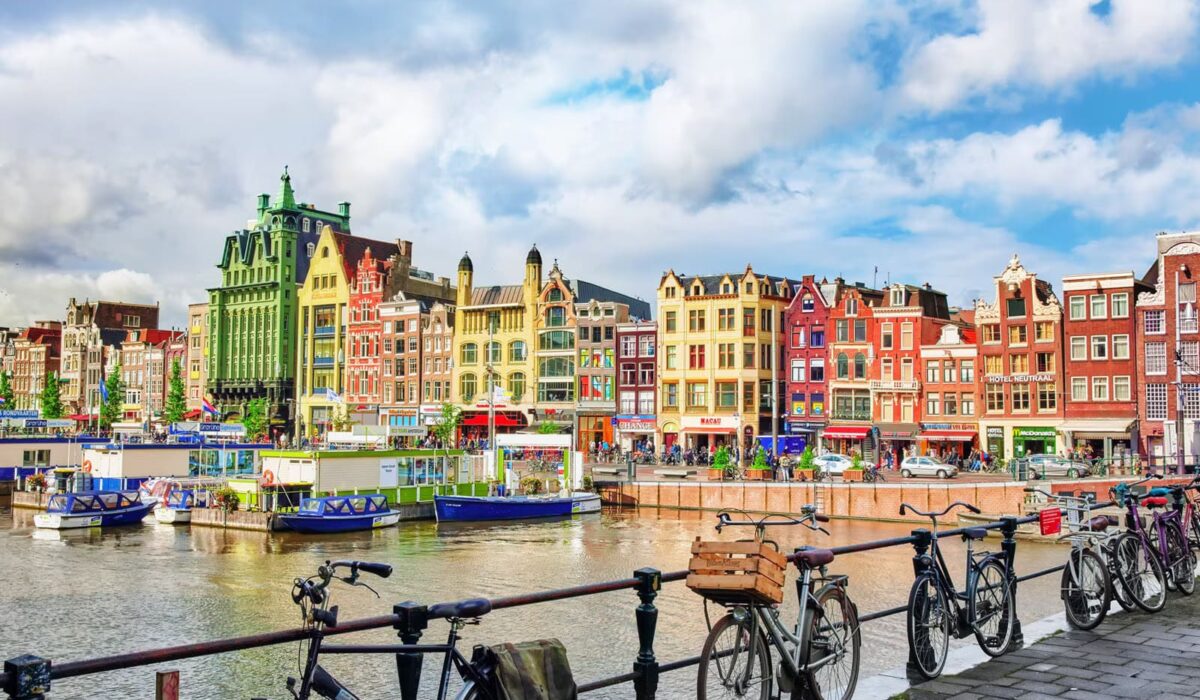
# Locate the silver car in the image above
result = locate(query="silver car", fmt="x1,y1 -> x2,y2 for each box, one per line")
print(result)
899,456 -> 959,479
813,454 -> 854,476
1025,454 -> 1091,480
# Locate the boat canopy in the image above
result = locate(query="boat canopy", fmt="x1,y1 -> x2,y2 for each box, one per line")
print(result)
166,490 -> 211,509
297,494 -> 391,517
46,490 -> 143,514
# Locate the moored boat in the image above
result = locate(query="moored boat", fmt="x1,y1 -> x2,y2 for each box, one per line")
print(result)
154,489 -> 212,524
34,491 -> 155,530
434,492 -> 601,522
275,494 -> 401,534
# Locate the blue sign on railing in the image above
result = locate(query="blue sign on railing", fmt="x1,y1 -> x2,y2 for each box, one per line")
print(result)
0,410 -> 38,419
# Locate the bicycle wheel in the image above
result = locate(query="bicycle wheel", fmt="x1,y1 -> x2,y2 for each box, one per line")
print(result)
802,586 -> 860,700
1113,533 -> 1167,613
1164,522 -> 1196,595
905,574 -> 950,679
969,558 -> 1014,656
1061,548 -> 1110,630
697,612 -> 772,700
1190,513 -> 1200,551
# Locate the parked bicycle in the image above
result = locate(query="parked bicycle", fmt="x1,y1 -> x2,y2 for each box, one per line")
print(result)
862,465 -> 886,483
901,501 -> 1015,679
696,507 -> 861,700
1110,475 -> 1195,611
288,559 -> 498,700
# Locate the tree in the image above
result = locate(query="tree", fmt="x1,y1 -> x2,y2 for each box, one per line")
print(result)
432,401 -> 462,450
163,359 -> 187,424
0,370 -> 14,408
99,362 -> 125,430
329,402 -> 352,432
39,372 -> 63,419
241,397 -> 267,441
537,421 -> 561,435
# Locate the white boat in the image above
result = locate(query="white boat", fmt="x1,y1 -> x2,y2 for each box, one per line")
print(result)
154,489 -> 212,524
34,491 -> 154,530
572,492 -> 602,513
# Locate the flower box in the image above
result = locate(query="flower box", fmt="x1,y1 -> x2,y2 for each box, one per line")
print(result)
793,468 -> 816,482
707,468 -> 725,480
746,469 -> 770,481
842,469 -> 864,482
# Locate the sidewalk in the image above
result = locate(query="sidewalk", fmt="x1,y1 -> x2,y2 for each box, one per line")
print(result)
907,592 -> 1200,700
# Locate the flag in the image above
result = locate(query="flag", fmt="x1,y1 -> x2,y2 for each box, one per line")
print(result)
99,375 -> 109,402
325,388 -> 343,403
201,398 -> 219,417
0,396 -> 6,405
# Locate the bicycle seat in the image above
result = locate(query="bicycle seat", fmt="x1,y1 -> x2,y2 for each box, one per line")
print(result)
1087,515 -> 1116,531
794,547 -> 835,567
1141,496 -> 1169,508
430,598 -> 492,619
961,528 -> 988,541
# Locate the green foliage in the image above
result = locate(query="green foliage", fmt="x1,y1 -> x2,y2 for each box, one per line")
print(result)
241,398 -> 268,441
712,446 -> 730,470
520,475 -> 544,495
798,446 -> 815,470
536,421 -> 561,434
848,453 -> 864,470
213,486 -> 240,512
581,475 -> 594,492
329,402 -> 352,432
432,401 -> 462,448
39,372 -> 63,419
751,446 -> 769,470
163,359 -> 187,424
99,362 -> 125,429
0,371 -> 14,407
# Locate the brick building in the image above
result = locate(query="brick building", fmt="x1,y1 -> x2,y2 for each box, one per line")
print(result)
614,321 -> 657,453
783,275 -> 836,451
576,298 -> 630,452
116,329 -> 185,423
378,296 -> 454,444
345,246 -> 391,423
1061,272 -> 1151,461
974,255 -> 1065,459
60,298 -> 159,416
11,322 -> 62,412
824,283 -> 883,458
918,322 -> 979,459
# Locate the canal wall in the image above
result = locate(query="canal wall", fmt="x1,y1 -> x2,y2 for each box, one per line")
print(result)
191,501 -> 436,531
11,490 -> 48,510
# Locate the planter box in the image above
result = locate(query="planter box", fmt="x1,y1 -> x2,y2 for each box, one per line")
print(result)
792,468 -> 816,482
746,470 -> 770,481
707,468 -> 725,480
842,470 -> 864,482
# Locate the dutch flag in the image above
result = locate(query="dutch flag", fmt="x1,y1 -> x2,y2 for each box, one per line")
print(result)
0,396 -> 6,405
202,398 -> 219,417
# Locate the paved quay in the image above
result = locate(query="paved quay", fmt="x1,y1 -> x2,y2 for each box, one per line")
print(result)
906,592 -> 1200,700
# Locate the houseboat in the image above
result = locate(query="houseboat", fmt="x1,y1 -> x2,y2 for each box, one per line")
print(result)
275,494 -> 402,534
434,492 -> 601,522
33,490 -> 154,530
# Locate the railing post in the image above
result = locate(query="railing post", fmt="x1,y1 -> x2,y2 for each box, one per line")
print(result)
905,529 -> 932,679
393,601 -> 428,700
1000,516 -> 1024,651
3,655 -> 51,700
632,567 -> 661,700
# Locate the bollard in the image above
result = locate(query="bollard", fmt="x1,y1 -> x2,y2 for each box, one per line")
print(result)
627,457 -> 635,480
393,601 -> 428,700
155,670 -> 179,700
999,516 -> 1024,652
632,567 -> 661,700
905,529 -> 932,679
3,656 -> 50,700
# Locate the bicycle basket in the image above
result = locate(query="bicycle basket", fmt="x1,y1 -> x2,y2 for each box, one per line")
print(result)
686,537 -> 787,605
483,639 -> 577,700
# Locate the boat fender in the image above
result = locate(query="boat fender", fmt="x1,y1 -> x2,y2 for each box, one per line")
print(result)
260,469 -> 276,487
81,460 -> 93,473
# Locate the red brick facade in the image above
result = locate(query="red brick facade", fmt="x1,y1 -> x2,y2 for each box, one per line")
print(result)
784,275 -> 832,442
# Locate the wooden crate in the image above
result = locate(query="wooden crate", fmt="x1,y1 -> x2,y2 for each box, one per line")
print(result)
686,537 -> 787,605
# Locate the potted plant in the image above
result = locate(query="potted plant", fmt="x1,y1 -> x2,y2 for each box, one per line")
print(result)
747,447 -> 770,481
793,447 -> 817,481
842,453 -> 865,482
520,476 -> 544,495
213,486 -> 241,512
708,446 -> 730,480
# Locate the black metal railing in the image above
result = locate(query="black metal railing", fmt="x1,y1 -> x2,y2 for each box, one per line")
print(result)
0,499 -> 1122,699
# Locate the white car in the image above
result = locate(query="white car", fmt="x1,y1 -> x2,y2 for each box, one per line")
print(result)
813,454 -> 854,476
900,456 -> 958,479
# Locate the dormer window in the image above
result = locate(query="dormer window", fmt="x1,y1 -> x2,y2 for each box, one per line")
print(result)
846,298 -> 858,316
891,288 -> 904,306
801,294 -> 814,313
721,283 -> 731,294
302,218 -> 311,233
665,286 -> 676,299
548,288 -> 563,302
306,243 -> 316,257
692,283 -> 703,296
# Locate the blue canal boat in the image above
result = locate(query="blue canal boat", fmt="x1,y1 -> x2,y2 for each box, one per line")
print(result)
434,492 -> 601,522
154,489 -> 214,524
34,490 -> 154,530
275,494 -> 402,534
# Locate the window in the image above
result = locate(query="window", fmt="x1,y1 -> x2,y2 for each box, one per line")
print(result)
743,309 -> 755,333
509,341 -> 527,362
539,357 -> 574,377
1145,342 -> 1167,375
1091,377 -> 1109,401
689,344 -> 706,369
926,393 -> 940,415
881,357 -> 892,379
853,353 -> 866,379
1038,383 -> 1057,411
1091,336 -> 1107,360
944,393 -> 957,416
639,363 -> 653,385
715,343 -> 734,369
943,362 -> 954,383
1181,283 -> 1197,303
985,384 -> 1004,412
1069,296 -> 1086,320
1184,341 -> 1200,374
835,320 -> 848,342
880,323 -> 893,350
984,355 -> 1003,375
853,319 -> 867,342
1071,377 -> 1087,401
546,307 -> 566,327
639,336 -> 655,357
890,287 -> 904,306
760,343 -> 772,370
900,323 -> 913,350
836,353 -> 848,379
791,359 -> 806,382
687,381 -> 708,408
1147,383 -> 1168,420
665,345 -> 678,370
926,361 -> 938,383
1111,293 -> 1129,318
1009,325 -> 1027,345
811,329 -> 825,348
486,342 -> 501,364
539,331 -> 574,350
1035,322 -> 1054,342
1011,383 -> 1030,411
459,374 -> 477,401
791,328 -> 806,348
1036,352 -> 1055,373
802,294 -> 814,312
688,309 -> 706,332
460,343 -> 477,364
743,343 -> 755,369
982,324 -> 1000,343
960,360 -> 974,383
619,336 -> 636,357
1114,376 -> 1131,402
1145,310 -> 1165,334
1006,298 -> 1026,318
1089,294 -> 1107,319
810,359 -> 825,383
665,311 -> 677,333
509,373 -> 526,401
718,308 -> 735,331
1070,336 -> 1087,361
664,382 -> 678,408
716,382 -> 737,408
665,286 -> 676,299
1112,335 -> 1130,360
846,297 -> 858,315
1010,354 -> 1029,374
961,393 -> 975,416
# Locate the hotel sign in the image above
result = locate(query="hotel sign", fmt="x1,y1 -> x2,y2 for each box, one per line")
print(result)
985,373 -> 1054,384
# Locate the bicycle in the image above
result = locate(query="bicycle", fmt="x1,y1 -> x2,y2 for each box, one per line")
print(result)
696,507 -> 861,700
1108,478 -> 1171,613
862,465 -> 886,483
901,501 -> 1015,680
1112,475 -> 1195,602
287,559 -> 498,700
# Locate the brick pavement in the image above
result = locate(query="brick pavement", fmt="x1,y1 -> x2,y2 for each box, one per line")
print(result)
907,592 -> 1200,700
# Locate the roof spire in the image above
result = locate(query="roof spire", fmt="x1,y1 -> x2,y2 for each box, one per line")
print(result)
279,165 -> 296,210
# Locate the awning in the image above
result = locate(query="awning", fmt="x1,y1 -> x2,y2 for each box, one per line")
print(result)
918,429 -> 977,442
182,409 -> 202,420
461,413 -> 523,428
877,422 -> 919,439
824,425 -> 870,440
1062,419 -> 1134,439
67,414 -> 96,421
681,427 -> 737,433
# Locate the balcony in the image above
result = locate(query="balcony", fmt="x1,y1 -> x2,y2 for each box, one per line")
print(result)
869,379 -> 920,392
312,356 -> 335,368
830,408 -> 871,421
313,325 -> 336,337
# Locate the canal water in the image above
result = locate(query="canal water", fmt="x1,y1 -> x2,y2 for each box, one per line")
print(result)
0,507 -> 1070,699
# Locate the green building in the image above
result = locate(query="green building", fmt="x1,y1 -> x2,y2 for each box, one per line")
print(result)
207,168 -> 351,434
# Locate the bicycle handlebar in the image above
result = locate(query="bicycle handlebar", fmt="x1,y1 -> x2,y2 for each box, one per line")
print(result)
715,508 -> 828,533
329,560 -> 394,579
899,500 -> 981,518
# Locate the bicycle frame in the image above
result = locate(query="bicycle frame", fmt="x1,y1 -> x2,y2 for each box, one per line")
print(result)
915,516 -> 1009,639
1122,496 -> 1178,570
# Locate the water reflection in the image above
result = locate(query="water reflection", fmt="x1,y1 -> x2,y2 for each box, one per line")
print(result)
0,506 -> 1071,699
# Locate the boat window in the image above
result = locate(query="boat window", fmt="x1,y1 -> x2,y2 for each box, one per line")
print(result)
48,495 -> 70,512
99,493 -> 120,508
369,496 -> 387,511
348,497 -> 368,513
299,500 -> 323,515
325,498 -> 346,513
73,497 -> 93,512
169,492 -> 186,507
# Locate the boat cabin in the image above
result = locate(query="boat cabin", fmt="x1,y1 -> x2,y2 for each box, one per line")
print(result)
297,494 -> 391,517
47,490 -> 144,514
165,490 -> 212,510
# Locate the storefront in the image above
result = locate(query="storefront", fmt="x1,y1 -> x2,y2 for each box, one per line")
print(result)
1061,419 -> 1134,462
615,415 -> 657,453
1012,426 -> 1057,458
984,426 -> 1004,458
680,415 -> 740,452
876,422 -> 918,464
786,421 -> 823,451
578,415 -> 614,452
822,425 -> 872,458
916,424 -> 978,460
459,411 -> 527,443
660,421 -> 679,450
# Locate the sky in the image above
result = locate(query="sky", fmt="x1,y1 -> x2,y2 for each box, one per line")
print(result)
2,0 -> 1200,327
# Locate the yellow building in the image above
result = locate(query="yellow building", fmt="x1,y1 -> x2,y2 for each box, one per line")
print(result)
656,267 -> 793,455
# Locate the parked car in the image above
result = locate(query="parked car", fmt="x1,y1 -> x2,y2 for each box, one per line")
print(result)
813,454 -> 854,476
1024,454 -> 1091,480
899,456 -> 958,479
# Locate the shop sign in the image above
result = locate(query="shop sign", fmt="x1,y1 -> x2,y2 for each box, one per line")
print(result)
0,410 -> 37,419
681,415 -> 740,430
616,418 -> 656,432
1013,427 -> 1056,439
986,427 -> 1004,438
985,373 -> 1054,384
419,405 -> 442,415
811,401 -> 824,416
389,426 -> 428,437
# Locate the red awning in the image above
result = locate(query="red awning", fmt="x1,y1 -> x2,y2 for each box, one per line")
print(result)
918,430 -> 977,442
461,413 -> 523,427
67,414 -> 95,421
182,409 -> 202,420
823,425 -> 870,440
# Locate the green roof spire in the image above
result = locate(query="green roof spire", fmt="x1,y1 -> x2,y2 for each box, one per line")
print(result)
278,165 -> 296,210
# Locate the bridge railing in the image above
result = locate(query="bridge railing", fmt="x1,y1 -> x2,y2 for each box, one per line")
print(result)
1,505 -> 1101,700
